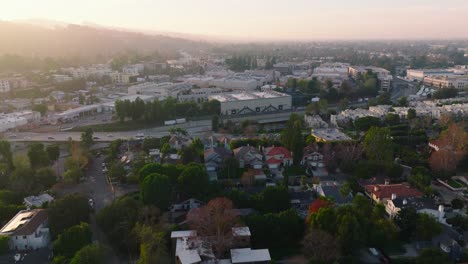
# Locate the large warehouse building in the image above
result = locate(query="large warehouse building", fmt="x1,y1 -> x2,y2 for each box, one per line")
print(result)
209,91 -> 292,116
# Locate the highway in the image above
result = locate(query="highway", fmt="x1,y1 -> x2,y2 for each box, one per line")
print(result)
6,121 -> 212,142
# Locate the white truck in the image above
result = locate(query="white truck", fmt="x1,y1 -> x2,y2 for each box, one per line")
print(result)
175,118 -> 186,124
164,120 -> 176,126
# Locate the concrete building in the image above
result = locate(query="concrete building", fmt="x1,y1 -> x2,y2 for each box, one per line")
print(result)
0,111 -> 41,132
128,82 -> 192,98
111,72 -> 138,84
311,62 -> 350,88
310,128 -> 352,142
273,63 -> 293,75
406,69 -> 455,81
0,209 -> 50,251
348,66 -> 393,92
210,76 -> 258,91
423,75 -> 468,90
0,79 -> 11,93
178,88 -> 225,103
209,91 -> 292,116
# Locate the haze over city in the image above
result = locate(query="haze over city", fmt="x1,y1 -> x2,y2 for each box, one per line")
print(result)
2,0 -> 468,41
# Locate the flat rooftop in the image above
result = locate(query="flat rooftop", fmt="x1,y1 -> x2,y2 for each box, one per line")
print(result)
230,248 -> 271,263
311,128 -> 352,141
210,91 -> 289,102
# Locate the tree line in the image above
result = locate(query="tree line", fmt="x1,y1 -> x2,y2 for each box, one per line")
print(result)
114,97 -> 220,123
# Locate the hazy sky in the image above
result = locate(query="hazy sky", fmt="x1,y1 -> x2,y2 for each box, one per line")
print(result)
2,0 -> 468,40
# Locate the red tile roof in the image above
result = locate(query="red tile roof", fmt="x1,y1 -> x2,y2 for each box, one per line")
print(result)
265,146 -> 292,159
266,157 -> 282,164
365,184 -> 423,200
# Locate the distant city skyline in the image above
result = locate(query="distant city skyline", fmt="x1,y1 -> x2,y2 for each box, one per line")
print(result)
2,0 -> 468,41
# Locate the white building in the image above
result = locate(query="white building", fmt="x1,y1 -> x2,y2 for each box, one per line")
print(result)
0,79 -> 11,93
0,111 -> 41,132
51,74 -> 73,83
311,62 -> 350,88
0,209 -> 50,251
210,91 -> 292,116
209,76 -> 258,91
406,69 -> 455,81
177,88 -> 225,103
128,82 -> 192,98
423,75 -> 468,90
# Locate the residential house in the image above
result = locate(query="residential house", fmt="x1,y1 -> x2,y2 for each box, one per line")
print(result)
316,181 -> 353,205
23,194 -> 54,209
233,146 -> 265,180
169,199 -> 204,224
204,147 -> 233,181
264,146 -> 292,179
301,144 -> 327,176
0,209 -> 50,251
364,183 -> 423,203
169,135 -> 192,150
385,196 -> 441,220
171,227 -> 271,264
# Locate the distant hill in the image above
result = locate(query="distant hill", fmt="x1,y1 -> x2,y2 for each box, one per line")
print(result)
0,21 -> 207,58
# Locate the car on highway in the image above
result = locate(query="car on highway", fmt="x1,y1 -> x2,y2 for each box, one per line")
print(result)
93,136 -> 100,140
23,136 -> 31,140
9,134 -> 17,138
47,136 -> 54,140
107,134 -> 114,138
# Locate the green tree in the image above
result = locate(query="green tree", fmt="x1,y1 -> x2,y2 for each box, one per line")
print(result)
140,173 -> 172,209
53,222 -> 92,258
407,108 -> 417,120
363,127 -> 394,163
27,143 -> 50,169
416,214 -> 442,241
69,244 -> 106,264
0,235 -> 8,254
451,198 -> 464,210
354,116 -> 381,131
384,113 -> 400,126
33,104 -> 48,115
394,207 -> 419,241
63,168 -> 83,183
0,140 -> 13,170
177,164 -> 209,197
107,162 -> 126,182
280,113 -> 304,164
134,224 -> 171,264
398,96 -> 408,107
255,186 -> 290,213
9,155 -> 35,193
35,167 -> 57,191
49,194 -> 90,238
46,144 -> 60,162
80,128 -> 94,149
245,209 -> 304,250
96,196 -> 140,252
415,248 -> 451,264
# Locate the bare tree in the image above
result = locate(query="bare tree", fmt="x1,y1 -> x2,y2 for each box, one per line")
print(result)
187,198 -> 240,258
429,123 -> 468,173
303,229 -> 341,263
